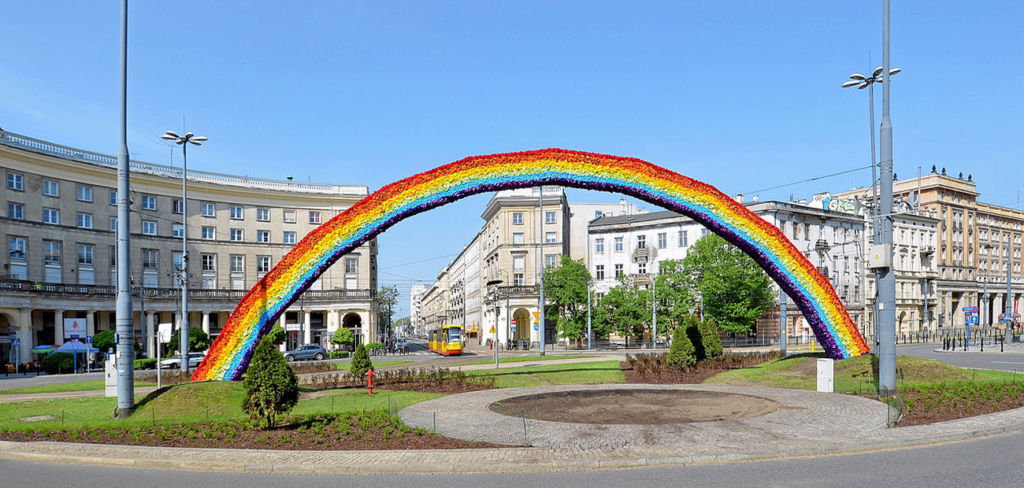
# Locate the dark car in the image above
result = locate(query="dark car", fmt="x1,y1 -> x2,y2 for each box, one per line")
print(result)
284,344 -> 326,362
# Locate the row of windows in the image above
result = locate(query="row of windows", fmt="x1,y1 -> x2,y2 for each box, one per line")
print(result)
594,231 -> 690,253
510,232 -> 557,244
510,211 -> 557,225
594,263 -> 626,280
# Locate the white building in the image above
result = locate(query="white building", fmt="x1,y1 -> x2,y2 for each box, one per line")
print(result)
409,283 -> 428,336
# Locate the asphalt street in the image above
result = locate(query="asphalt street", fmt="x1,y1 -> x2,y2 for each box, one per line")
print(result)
896,343 -> 1024,372
2,430 -> 1023,487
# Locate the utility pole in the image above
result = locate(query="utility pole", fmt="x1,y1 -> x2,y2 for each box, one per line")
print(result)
1006,245 -> 1014,344
651,273 -> 657,349
587,282 -> 592,350
538,186 -> 546,356
877,0 -> 897,395
780,288 -> 788,355
114,0 -> 135,418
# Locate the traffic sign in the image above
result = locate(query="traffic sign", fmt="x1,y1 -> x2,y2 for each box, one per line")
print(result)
86,335 -> 92,344
511,325 -> 517,332
11,337 -> 20,345
533,324 -> 539,331
962,306 -> 979,314
489,326 -> 496,334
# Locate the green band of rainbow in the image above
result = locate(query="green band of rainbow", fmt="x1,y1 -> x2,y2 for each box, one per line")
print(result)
192,149 -> 868,381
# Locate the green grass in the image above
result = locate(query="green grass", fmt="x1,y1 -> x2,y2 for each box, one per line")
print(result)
329,360 -> 413,370
466,360 -> 625,388
461,354 -> 596,366
0,381 -> 440,432
0,380 -> 156,395
705,353 -> 1024,393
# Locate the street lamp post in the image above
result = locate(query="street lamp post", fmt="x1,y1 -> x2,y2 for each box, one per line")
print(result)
587,279 -> 592,350
160,130 -> 207,372
487,278 -> 504,368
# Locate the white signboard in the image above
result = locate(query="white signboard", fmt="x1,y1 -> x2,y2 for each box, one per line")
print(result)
64,318 -> 86,339
158,323 -> 173,344
285,323 -> 301,332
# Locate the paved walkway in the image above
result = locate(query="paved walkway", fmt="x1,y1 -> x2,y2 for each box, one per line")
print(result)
3,383 -> 1024,474
0,387 -> 159,404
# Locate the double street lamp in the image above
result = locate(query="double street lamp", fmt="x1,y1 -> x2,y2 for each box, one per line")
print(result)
160,130 -> 207,372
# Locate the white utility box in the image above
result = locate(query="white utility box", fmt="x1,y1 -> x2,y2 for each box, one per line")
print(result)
104,357 -> 118,397
817,358 -> 834,393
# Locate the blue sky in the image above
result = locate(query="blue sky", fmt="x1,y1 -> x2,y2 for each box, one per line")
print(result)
2,1 -> 1022,316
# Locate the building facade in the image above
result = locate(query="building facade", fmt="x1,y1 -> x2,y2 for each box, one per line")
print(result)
0,130 -> 378,365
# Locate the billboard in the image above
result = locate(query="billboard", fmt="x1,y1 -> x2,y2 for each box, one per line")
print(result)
64,318 -> 87,339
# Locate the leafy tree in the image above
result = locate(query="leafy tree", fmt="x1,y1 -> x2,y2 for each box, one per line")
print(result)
654,260 -> 698,337
377,286 -> 400,337
92,330 -> 116,352
242,333 -> 299,428
596,278 -> 651,346
543,256 -> 592,343
331,327 -> 355,350
166,327 -> 211,357
667,325 -> 696,368
680,234 -> 773,334
350,343 -> 374,380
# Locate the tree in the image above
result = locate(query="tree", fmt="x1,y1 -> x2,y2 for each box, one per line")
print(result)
543,256 -> 591,342
596,277 -> 651,346
264,324 -> 286,346
166,327 -> 211,357
331,327 -> 355,350
654,260 -> 698,338
242,333 -> 299,428
92,330 -> 116,352
350,343 -> 373,380
698,317 -> 724,359
667,325 -> 696,368
377,286 -> 399,338
680,234 -> 773,334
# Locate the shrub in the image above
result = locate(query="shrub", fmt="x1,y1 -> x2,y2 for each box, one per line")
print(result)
667,326 -> 696,368
698,318 -> 724,359
133,358 -> 157,370
166,327 -> 211,356
41,352 -> 76,374
93,330 -> 116,353
350,343 -> 374,380
683,314 -> 705,361
331,328 -> 355,350
328,351 -> 350,360
242,334 -> 299,428
264,324 -> 286,346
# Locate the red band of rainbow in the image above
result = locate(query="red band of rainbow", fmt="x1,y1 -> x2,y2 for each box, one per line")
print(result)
193,149 -> 868,381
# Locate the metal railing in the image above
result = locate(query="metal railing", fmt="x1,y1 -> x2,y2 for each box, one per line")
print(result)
0,130 -> 367,196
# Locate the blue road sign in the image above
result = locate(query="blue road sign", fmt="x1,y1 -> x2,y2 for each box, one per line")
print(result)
11,337 -> 20,345
533,324 -> 539,331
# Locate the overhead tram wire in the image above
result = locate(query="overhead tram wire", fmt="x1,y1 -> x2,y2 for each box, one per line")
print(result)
742,165 -> 872,196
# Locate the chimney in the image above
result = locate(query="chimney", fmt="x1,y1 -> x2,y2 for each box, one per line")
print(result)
735,193 -> 744,203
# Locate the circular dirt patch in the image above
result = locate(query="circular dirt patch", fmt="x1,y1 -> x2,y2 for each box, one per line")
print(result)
489,388 -> 781,424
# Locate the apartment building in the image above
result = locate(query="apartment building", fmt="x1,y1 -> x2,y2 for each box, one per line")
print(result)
0,129 -> 378,364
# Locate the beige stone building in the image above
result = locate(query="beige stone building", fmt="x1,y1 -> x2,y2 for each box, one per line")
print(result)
0,129 -> 378,365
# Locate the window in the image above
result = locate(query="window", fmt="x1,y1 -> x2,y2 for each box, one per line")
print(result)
513,256 -> 525,270
637,235 -> 646,249
257,256 -> 272,273
256,208 -> 270,221
172,199 -> 184,214
545,255 -> 558,268
109,217 -> 117,232
78,244 -> 94,265
254,230 -> 269,243
43,208 -> 60,225
109,246 -> 116,266
657,232 -> 667,249
230,206 -> 243,219
43,241 -> 61,264
230,229 -> 244,241
109,190 -> 117,206
512,232 -> 524,244
76,186 -> 93,202
8,237 -> 26,259
173,251 -> 183,271
545,232 -> 556,243
142,220 -> 157,235
172,224 -> 184,238
614,264 -> 624,278
142,249 -> 158,269
513,273 -> 524,286
201,226 -> 215,239
595,238 -> 605,253
7,202 -> 23,220
201,202 -> 215,217
345,257 -> 358,274
77,213 -> 93,229
201,254 -> 216,272
7,173 -> 23,191
614,236 -> 623,252
638,262 -> 647,274
283,231 -> 296,244
512,212 -> 524,225
595,264 -> 605,280
545,211 -> 556,224
283,210 -> 296,223
679,230 -> 688,247
141,195 -> 156,210
230,255 -> 244,273
42,180 -> 59,196
308,211 -> 321,224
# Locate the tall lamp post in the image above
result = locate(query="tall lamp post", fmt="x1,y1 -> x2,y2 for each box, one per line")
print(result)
160,130 -> 207,372
486,278 -> 503,368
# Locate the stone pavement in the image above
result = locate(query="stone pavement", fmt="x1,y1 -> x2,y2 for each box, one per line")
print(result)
3,383 -> 1024,474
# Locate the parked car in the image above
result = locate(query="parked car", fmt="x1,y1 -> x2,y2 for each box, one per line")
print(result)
284,344 -> 326,362
160,352 -> 205,369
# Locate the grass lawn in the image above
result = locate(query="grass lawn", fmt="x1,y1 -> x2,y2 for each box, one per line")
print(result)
461,354 -> 596,366
0,380 -> 156,395
330,360 -> 413,370
705,353 -> 1024,393
466,360 -> 625,388
0,381 -> 440,432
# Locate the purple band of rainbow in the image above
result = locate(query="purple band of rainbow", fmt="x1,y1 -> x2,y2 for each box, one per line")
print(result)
193,149 -> 868,381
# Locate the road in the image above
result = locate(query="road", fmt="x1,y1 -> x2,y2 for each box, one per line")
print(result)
2,430 -> 1022,487
897,343 -> 1024,372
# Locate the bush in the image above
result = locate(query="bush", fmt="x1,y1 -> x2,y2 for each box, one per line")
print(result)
350,344 -> 374,380
328,351 -> 350,360
264,324 -> 287,346
166,327 -> 211,356
242,334 -> 299,428
133,358 -> 157,370
667,326 -> 696,368
93,330 -> 116,352
331,328 -> 355,350
698,318 -> 724,359
41,352 -> 76,374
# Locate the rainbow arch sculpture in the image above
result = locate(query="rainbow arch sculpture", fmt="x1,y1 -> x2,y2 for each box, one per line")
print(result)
193,149 -> 869,381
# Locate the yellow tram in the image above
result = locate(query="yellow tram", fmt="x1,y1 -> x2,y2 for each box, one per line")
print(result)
428,324 -> 464,356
